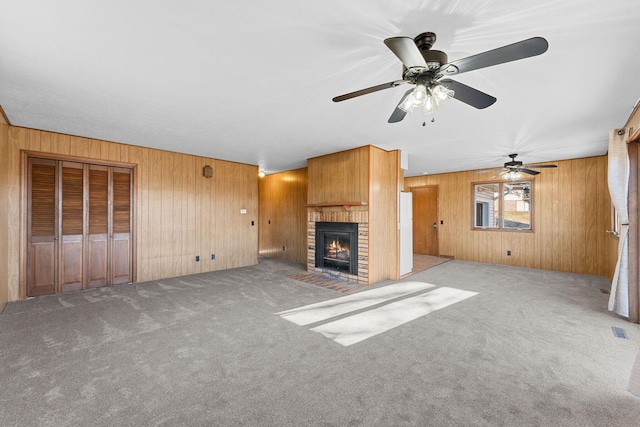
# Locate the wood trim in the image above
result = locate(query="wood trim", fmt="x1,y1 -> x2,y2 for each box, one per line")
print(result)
0,105 -> 10,126
629,127 -> 640,144
23,150 -> 136,169
306,202 -> 368,211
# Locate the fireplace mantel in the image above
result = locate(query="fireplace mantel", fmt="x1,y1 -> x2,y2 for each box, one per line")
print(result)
306,201 -> 368,212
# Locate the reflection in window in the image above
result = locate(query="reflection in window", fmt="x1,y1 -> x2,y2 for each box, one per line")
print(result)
502,182 -> 531,230
474,183 -> 500,228
473,181 -> 532,231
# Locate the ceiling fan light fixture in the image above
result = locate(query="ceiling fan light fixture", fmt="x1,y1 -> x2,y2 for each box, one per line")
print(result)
431,83 -> 454,105
399,84 -> 428,113
503,170 -> 524,181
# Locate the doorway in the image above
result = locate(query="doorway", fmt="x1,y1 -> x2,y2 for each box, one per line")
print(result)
26,156 -> 134,296
411,185 -> 439,256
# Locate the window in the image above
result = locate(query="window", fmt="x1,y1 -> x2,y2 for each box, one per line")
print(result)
473,181 -> 532,231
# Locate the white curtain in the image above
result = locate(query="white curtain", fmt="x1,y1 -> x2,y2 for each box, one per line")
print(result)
608,129 -> 629,317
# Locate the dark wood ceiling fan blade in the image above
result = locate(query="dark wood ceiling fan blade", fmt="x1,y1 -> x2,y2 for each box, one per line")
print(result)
520,168 -> 541,175
440,37 -> 548,75
440,79 -> 496,109
383,37 -> 428,69
332,80 -> 407,102
388,89 -> 413,123
523,164 -> 558,168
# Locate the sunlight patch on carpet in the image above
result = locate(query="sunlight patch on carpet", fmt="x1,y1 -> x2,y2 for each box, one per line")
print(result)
276,281 -> 435,326
277,282 -> 477,346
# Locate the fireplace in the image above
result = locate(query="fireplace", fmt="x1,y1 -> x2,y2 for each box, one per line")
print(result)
315,222 -> 358,275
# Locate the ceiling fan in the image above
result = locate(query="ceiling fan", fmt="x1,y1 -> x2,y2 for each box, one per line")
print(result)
332,32 -> 548,123
477,153 -> 558,179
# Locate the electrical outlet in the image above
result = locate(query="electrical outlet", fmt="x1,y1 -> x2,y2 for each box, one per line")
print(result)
211,254 -> 215,260
196,255 -> 200,262
507,250 -> 511,256
283,246 -> 285,251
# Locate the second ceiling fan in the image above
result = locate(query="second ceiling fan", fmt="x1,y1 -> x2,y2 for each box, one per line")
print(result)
333,32 -> 548,123
477,153 -> 558,179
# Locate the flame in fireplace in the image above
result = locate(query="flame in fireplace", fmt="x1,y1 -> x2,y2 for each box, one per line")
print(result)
326,239 -> 350,260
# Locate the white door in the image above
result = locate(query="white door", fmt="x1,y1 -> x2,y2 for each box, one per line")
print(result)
399,192 -> 413,276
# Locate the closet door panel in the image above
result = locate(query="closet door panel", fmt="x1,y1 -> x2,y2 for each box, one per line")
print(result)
112,236 -> 131,284
88,166 -> 109,288
27,159 -> 57,296
112,168 -> 132,285
60,162 -> 84,292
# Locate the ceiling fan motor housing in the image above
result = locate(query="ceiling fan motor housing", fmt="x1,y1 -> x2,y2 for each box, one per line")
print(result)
414,32 -> 448,69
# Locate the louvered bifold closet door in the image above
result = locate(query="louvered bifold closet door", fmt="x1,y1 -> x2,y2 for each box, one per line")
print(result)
26,157 -> 133,295
88,165 -> 109,288
111,168 -> 132,285
27,158 -> 58,296
59,162 -> 85,292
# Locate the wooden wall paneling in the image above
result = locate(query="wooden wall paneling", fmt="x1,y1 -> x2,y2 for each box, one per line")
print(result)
246,165 -> 259,267
119,144 -> 129,163
136,147 -> 150,281
147,148 -> 163,279
584,157 -> 599,275
102,140 -> 120,162
177,154 -> 188,276
214,160 -> 229,270
307,146 -> 369,204
169,154 -> 179,276
368,147 -> 399,283
555,160 -> 573,271
160,151 -> 176,277
258,168 -> 308,264
192,156 -> 203,274
230,163 -> 246,269
55,133 -> 71,155
570,158 -> 587,273
404,156 -> 612,277
40,131 -> 52,153
184,155 -> 196,274
69,136 -> 90,158
126,145 -> 142,281
549,160 -> 561,272
0,123 -> 10,308
535,168 -> 552,270
200,156 -> 214,273
28,128 -> 41,151
3,126 -> 365,300
89,138 -> 102,159
10,127 -> 23,300
595,157 -> 608,277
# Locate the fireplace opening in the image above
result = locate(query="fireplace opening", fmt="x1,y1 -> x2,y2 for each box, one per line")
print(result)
315,222 -> 358,275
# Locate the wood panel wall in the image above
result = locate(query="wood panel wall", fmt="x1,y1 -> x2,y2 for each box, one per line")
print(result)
368,146 -> 400,283
3,126 -> 258,301
0,119 -> 9,310
258,168 -> 308,264
405,156 -> 616,278
307,146 -> 370,204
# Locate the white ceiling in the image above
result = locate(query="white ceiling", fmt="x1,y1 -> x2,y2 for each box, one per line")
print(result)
1,0 -> 639,177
